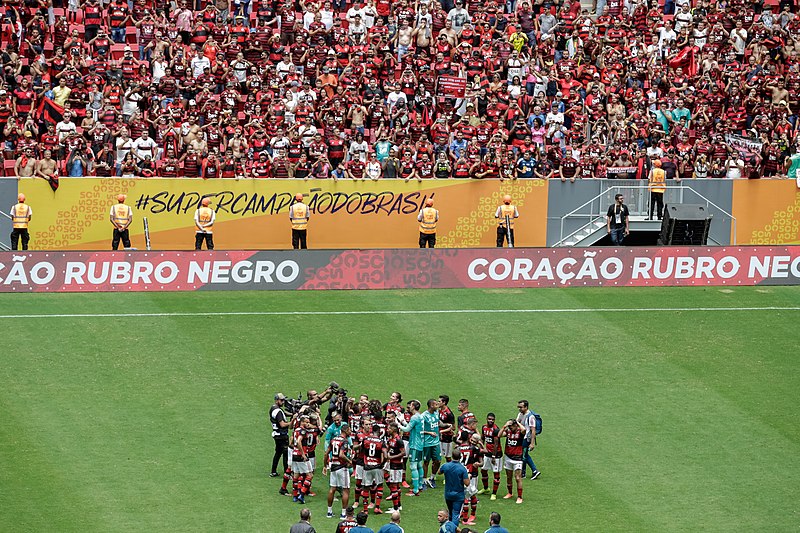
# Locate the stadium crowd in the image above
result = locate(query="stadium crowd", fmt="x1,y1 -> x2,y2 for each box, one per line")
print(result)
2,0 -> 800,185
270,386 -> 541,531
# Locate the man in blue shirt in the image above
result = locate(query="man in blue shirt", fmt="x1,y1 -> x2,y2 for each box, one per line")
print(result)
376,511 -> 403,533
437,509 -> 457,533
438,448 -> 469,525
485,511 -> 510,533
516,151 -> 537,179
349,511 -> 374,533
448,131 -> 468,161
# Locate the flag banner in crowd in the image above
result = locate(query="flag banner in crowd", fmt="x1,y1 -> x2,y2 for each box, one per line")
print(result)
725,134 -> 763,164
35,97 -> 64,125
437,76 -> 467,98
605,167 -> 638,176
0,247 -> 798,293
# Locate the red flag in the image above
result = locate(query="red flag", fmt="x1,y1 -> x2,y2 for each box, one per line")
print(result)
669,46 -> 698,77
35,97 -> 64,124
47,168 -> 59,192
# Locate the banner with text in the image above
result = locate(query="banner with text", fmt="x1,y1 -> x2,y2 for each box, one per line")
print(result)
1,246 -> 798,292
437,76 -> 467,98
17,178 -> 548,250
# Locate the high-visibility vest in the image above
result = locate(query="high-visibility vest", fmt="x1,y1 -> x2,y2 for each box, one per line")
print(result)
419,207 -> 438,234
649,168 -> 666,193
498,204 -> 517,228
197,206 -> 214,232
290,203 -> 309,230
111,204 -> 131,227
11,203 -> 31,229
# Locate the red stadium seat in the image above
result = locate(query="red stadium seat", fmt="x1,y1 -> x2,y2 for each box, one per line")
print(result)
3,160 -> 16,177
125,27 -> 137,44
69,23 -> 85,38
110,43 -> 127,60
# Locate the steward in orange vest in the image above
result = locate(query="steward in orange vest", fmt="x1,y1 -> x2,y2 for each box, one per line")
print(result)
495,194 -> 519,248
648,160 -> 666,220
289,193 -> 310,249
10,193 -> 32,250
110,194 -> 132,250
417,198 -> 439,248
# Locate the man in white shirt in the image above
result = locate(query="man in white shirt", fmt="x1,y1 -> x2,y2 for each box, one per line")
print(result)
190,51 -> 211,78
725,156 -> 745,179
131,131 -> 158,164
729,20 -> 747,57
346,2 -> 365,24
56,112 -> 77,144
658,21 -> 677,51
386,85 -> 407,110
447,0 -> 470,32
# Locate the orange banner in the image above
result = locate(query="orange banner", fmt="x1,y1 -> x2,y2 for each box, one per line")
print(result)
732,180 -> 800,245
19,178 -> 548,250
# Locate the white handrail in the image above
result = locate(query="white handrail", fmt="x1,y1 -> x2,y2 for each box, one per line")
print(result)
557,184 -> 738,246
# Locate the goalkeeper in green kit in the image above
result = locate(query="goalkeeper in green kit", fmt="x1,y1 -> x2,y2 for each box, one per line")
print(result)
396,400 -> 424,496
421,398 -> 442,488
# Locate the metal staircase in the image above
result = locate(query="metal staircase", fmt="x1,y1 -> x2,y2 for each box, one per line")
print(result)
555,184 -> 737,247
0,211 -> 11,251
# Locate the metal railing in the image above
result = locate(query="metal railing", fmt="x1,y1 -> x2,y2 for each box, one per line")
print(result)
556,184 -> 737,247
0,211 -> 11,251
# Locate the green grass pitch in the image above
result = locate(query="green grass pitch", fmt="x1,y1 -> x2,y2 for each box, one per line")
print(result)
1,286 -> 799,532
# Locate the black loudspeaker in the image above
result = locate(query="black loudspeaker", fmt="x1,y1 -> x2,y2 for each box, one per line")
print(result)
658,204 -> 712,245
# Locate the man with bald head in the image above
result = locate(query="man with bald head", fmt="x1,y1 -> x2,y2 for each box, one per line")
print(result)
495,195 -> 519,247
194,197 -> 215,250
376,511 -> 403,533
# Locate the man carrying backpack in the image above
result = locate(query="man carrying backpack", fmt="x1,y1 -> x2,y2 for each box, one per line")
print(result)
516,400 -> 541,480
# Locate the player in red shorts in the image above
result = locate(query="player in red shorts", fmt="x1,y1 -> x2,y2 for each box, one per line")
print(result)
385,423 -> 406,512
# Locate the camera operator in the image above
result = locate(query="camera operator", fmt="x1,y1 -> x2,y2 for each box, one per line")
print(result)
306,383 -> 337,409
329,395 -> 354,424
270,393 -> 290,477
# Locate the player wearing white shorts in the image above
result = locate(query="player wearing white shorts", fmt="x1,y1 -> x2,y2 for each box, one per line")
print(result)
499,419 -> 525,504
324,424 -> 353,519
438,395 -> 456,463
360,424 -> 388,514
458,435 -> 483,526
478,413 -> 503,500
290,416 -> 314,504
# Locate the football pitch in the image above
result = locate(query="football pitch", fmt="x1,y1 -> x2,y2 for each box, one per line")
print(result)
1,286 -> 799,533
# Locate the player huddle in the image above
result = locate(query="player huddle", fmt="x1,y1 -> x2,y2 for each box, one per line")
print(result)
273,391 -> 541,528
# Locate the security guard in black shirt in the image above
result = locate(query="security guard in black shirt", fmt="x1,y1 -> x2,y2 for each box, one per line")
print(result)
270,393 -> 290,477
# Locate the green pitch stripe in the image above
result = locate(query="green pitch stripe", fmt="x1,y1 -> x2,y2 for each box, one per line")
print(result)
0,306 -> 799,319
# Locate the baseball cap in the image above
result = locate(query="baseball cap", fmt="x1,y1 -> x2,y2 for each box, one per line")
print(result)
275,393 -> 286,400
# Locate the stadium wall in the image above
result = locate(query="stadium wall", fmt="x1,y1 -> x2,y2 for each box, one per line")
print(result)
0,247 -> 799,292
1,178 -> 798,250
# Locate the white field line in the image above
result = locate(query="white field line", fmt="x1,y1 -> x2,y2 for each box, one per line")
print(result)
0,307 -> 798,319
